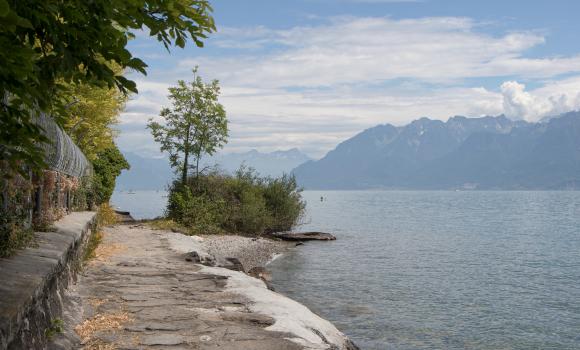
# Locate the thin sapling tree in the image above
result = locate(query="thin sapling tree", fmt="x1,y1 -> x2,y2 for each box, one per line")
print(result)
148,68 -> 228,185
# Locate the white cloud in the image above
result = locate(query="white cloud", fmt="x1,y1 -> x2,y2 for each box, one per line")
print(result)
501,81 -> 551,121
501,79 -> 580,122
118,16 -> 580,158
197,17 -> 580,88
119,81 -> 504,157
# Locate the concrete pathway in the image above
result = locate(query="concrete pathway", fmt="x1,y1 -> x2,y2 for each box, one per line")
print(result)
61,224 -> 354,350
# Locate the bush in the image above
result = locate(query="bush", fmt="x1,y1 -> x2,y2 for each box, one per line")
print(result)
166,167 -> 305,236
263,174 -> 305,233
226,182 -> 269,234
167,186 -> 225,234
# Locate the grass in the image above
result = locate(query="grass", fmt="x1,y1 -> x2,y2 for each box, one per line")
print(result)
83,230 -> 104,262
83,203 -> 118,263
96,203 -> 118,227
44,318 -> 64,340
146,218 -> 189,234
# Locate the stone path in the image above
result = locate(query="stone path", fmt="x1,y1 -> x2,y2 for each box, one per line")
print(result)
65,224 -> 306,350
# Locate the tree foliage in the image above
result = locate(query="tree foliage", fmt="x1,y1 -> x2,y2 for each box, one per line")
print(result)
0,0 -> 215,175
91,146 -> 130,205
61,77 -> 127,161
148,68 -> 228,184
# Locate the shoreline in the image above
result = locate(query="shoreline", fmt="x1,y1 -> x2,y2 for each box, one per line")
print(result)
163,228 -> 360,349
198,234 -> 296,272
50,224 -> 359,349
267,252 -> 286,265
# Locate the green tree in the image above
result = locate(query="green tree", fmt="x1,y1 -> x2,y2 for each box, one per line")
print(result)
61,76 -> 127,161
148,68 -> 228,185
0,0 -> 215,176
91,145 -> 130,205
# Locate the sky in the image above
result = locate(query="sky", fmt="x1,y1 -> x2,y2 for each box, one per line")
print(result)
117,0 -> 580,159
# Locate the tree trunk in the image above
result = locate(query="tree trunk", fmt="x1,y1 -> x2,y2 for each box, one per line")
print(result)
195,137 -> 204,180
182,124 -> 191,185
195,156 -> 200,179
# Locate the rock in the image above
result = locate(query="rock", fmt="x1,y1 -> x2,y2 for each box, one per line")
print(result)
270,232 -> 337,241
219,257 -> 245,272
184,251 -> 216,266
248,267 -> 272,282
114,210 -> 135,223
184,251 -> 202,263
346,339 -> 362,350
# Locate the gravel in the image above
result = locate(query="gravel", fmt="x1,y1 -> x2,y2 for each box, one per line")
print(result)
199,235 -> 294,271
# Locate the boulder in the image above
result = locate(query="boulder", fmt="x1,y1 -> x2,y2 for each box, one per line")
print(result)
184,251 -> 216,266
218,257 -> 245,272
114,210 -> 135,223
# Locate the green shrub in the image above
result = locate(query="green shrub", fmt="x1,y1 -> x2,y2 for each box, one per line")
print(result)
227,183 -> 269,234
166,167 -> 305,236
167,184 -> 225,235
263,174 -> 305,232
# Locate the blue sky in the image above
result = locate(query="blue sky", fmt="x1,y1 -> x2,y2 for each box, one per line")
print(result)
118,0 -> 580,158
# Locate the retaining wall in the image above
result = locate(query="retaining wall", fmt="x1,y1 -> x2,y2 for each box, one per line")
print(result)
0,212 -> 96,349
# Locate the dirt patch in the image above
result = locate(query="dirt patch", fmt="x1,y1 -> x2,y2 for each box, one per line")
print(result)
88,298 -> 108,309
91,241 -> 127,263
75,311 -> 132,345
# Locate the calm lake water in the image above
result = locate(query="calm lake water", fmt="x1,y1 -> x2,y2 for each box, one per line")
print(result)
111,190 -> 168,220
112,190 -> 580,349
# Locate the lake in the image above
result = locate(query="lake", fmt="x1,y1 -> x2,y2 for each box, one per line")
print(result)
112,190 -> 580,349
111,190 -> 168,220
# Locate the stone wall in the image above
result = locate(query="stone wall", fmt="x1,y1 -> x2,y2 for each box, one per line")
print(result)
0,212 -> 96,349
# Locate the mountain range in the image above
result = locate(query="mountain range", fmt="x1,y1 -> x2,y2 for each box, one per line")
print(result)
292,111 -> 580,190
116,148 -> 311,190
211,148 -> 311,177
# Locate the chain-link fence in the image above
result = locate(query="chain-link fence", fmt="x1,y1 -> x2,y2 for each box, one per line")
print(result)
36,112 -> 91,178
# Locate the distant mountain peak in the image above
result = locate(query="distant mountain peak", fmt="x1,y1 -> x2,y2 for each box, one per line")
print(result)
116,148 -> 312,191
209,148 -> 311,177
293,112 -> 580,190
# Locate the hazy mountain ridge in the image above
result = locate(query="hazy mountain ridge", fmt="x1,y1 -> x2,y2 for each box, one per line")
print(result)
210,148 -> 311,177
116,149 -> 311,190
115,153 -> 173,190
293,112 -> 580,190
